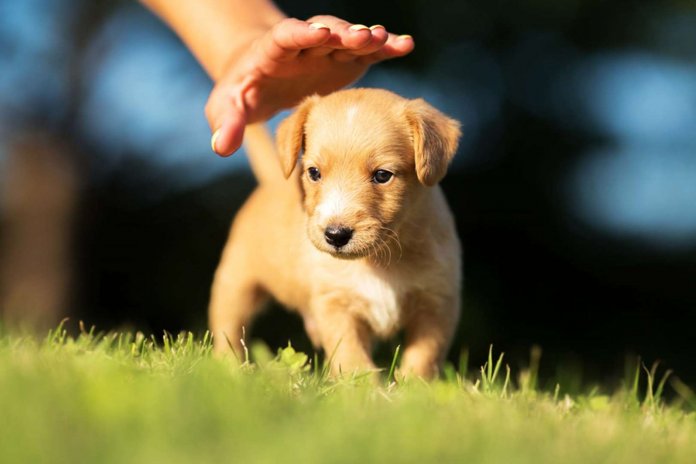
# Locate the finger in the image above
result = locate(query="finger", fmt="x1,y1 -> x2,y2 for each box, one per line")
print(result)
211,106 -> 247,157
206,74 -> 256,156
263,18 -> 332,62
302,16 -> 372,57
357,33 -> 415,65
206,88 -> 245,156
330,25 -> 389,62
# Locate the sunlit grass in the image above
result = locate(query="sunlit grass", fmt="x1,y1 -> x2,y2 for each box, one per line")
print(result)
0,322 -> 695,463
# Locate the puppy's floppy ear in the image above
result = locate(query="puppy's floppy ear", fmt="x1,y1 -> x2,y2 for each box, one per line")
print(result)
405,99 -> 461,186
276,95 -> 318,178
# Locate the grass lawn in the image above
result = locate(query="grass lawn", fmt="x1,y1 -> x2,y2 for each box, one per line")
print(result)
1,323 -> 695,464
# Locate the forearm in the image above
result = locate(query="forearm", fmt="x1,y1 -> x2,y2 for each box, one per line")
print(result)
141,0 -> 285,80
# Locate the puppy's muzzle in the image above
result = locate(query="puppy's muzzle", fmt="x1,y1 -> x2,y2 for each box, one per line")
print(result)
324,225 -> 353,248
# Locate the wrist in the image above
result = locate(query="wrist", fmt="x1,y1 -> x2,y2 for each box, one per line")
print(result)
211,6 -> 287,81
141,0 -> 286,81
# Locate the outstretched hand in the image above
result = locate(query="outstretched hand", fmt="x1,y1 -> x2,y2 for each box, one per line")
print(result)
206,15 -> 414,156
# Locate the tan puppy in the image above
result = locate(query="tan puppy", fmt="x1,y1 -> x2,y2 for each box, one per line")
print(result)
209,88 -> 461,378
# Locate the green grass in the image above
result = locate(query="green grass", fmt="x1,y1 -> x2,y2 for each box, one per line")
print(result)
1,323 -> 696,464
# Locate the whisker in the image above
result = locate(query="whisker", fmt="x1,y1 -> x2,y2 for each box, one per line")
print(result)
370,238 -> 388,267
372,242 -> 380,264
375,236 -> 392,268
380,226 -> 403,263
368,241 -> 381,266
379,239 -> 389,267
383,237 -> 393,267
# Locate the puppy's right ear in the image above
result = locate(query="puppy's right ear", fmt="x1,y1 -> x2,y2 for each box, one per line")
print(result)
276,96 -> 317,178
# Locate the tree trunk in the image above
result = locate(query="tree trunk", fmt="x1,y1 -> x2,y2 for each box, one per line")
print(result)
0,132 -> 78,332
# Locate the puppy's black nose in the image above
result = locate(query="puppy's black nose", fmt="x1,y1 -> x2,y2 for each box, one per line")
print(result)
324,226 -> 353,248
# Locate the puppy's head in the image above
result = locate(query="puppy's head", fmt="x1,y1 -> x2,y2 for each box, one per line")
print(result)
276,88 -> 460,259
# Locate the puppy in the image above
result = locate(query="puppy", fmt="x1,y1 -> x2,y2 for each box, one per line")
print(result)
209,88 -> 461,378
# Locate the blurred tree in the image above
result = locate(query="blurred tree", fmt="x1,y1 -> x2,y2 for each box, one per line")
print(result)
0,135 -> 79,331
0,0 -> 96,330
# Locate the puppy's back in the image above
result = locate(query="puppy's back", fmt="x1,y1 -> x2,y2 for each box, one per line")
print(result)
242,123 -> 286,185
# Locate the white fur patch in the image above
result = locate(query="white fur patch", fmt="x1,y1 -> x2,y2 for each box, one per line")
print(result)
353,271 -> 400,335
316,188 -> 347,222
345,105 -> 359,125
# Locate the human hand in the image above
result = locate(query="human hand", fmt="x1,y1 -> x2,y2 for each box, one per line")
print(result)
206,16 -> 414,156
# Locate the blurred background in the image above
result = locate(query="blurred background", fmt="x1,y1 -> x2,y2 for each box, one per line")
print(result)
1,0 -> 695,387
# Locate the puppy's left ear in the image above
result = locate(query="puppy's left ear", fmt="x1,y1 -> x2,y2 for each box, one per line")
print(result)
405,99 -> 461,186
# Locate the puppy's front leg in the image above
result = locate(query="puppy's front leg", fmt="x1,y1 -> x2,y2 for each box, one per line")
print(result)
313,296 -> 376,377
400,296 -> 459,379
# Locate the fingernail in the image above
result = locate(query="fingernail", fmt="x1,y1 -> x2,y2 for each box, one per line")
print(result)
369,24 -> 385,31
309,22 -> 330,30
349,24 -> 369,32
397,34 -> 413,40
211,129 -> 220,153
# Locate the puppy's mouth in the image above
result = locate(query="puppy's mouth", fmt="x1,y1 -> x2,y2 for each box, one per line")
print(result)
325,245 -> 367,260
318,238 -> 370,260
307,216 -> 404,261
309,224 -> 375,259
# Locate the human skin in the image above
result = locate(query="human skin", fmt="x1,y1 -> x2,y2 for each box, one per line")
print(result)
140,0 -> 414,155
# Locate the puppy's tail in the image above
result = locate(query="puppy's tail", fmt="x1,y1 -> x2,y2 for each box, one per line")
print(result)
242,123 -> 285,185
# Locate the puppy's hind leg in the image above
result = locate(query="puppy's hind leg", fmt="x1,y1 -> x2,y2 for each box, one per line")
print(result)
208,246 -> 268,359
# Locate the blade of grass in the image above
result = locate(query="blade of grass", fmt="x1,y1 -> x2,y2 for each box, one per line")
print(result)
386,345 -> 401,385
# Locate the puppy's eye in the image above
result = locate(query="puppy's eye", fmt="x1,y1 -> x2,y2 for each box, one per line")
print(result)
307,167 -> 321,182
372,169 -> 394,184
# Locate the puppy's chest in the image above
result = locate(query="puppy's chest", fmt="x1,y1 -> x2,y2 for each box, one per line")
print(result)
351,271 -> 405,336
